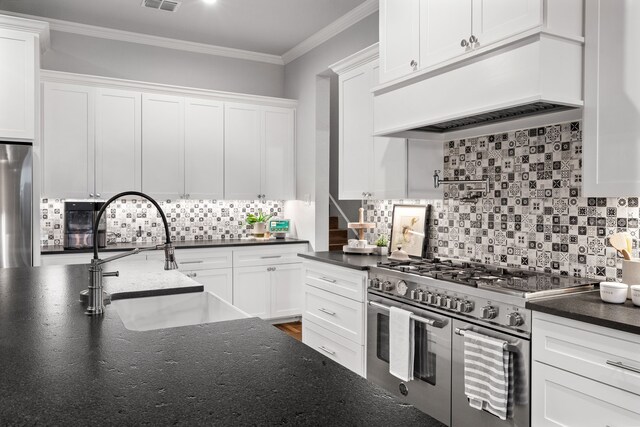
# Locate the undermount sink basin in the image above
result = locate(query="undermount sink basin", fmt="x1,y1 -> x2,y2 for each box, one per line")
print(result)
112,291 -> 250,331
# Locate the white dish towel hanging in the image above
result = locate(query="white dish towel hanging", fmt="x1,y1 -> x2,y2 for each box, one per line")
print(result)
388,306 -> 415,382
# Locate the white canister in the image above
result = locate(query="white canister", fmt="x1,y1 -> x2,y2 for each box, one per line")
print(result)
621,259 -> 640,299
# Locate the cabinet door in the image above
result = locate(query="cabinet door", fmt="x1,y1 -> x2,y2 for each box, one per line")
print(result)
224,103 -> 262,200
270,263 -> 302,319
420,0 -> 472,68
407,139 -> 444,199
584,0 -> 640,196
262,107 -> 295,200
186,268 -> 232,304
233,265 -> 270,318
141,93 -> 185,200
42,82 -> 95,199
339,65 -> 373,200
184,98 -> 224,200
372,137 -> 407,199
471,0 -> 542,47
95,88 -> 142,199
379,0 -> 421,83
0,28 -> 35,140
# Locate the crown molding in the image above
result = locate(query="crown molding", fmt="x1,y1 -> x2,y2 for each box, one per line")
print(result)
0,13 -> 50,53
329,43 -> 378,75
282,0 -> 379,65
0,10 -> 284,65
40,70 -> 298,108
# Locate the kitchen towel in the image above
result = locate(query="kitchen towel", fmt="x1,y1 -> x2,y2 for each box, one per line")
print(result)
463,330 -> 514,420
388,306 -> 415,382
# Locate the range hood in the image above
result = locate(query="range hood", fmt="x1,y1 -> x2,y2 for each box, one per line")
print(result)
373,33 -> 583,137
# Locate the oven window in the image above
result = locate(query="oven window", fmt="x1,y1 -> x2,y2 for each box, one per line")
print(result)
376,313 -> 436,385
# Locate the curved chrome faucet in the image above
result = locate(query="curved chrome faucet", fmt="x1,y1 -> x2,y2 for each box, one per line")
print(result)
85,191 -> 178,316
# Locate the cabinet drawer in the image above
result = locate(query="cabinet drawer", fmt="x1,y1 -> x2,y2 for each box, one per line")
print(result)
533,313 -> 640,395
303,285 -> 364,345
302,320 -> 364,377
303,261 -> 366,302
148,248 -> 232,270
532,362 -> 640,426
233,244 -> 307,267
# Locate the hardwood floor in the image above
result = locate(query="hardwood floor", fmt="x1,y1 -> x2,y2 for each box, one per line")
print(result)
274,321 -> 302,341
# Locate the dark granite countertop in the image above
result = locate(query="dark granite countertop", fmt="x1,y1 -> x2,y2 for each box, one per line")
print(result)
527,290 -> 640,335
41,238 -> 309,255
298,251 -> 388,270
0,264 -> 443,426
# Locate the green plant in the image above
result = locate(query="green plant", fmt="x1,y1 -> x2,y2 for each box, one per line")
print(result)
245,210 -> 273,225
375,235 -> 389,247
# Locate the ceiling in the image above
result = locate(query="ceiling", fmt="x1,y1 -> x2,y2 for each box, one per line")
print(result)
0,0 -> 368,55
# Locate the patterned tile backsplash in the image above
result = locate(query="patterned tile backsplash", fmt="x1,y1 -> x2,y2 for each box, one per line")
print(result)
40,199 -> 284,246
364,120 -> 635,282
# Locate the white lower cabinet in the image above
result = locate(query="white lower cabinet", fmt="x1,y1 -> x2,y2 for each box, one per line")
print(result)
183,268 -> 232,304
532,312 -> 640,425
270,263 -> 303,318
301,260 -> 367,377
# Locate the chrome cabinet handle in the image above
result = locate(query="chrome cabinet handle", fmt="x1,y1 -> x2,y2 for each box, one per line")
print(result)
318,307 -> 336,316
186,272 -> 197,278
319,276 -> 337,283
318,346 -> 336,356
180,260 -> 204,265
461,38 -> 469,47
261,255 -> 282,259
606,360 -> 640,374
410,59 -> 418,70
469,35 -> 478,44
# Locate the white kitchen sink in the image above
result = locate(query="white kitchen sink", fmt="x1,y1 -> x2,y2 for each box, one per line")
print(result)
112,291 -> 250,331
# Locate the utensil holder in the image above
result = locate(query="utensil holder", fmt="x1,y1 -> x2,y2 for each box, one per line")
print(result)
621,260 -> 640,299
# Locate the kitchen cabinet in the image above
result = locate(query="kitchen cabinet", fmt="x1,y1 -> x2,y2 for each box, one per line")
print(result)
224,103 -> 295,200
95,88 -> 142,199
379,0 -> 420,83
0,27 -> 36,141
471,0 -> 542,48
407,139 -> 443,199
419,0 -> 472,69
583,0 -> 640,196
185,98 -> 224,200
42,82 -> 95,199
270,263 -> 303,318
532,312 -> 640,425
141,93 -> 185,200
184,268 -> 233,304
331,45 -> 407,200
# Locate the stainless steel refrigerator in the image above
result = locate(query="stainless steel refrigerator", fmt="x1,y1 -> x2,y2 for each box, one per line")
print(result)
0,143 -> 32,268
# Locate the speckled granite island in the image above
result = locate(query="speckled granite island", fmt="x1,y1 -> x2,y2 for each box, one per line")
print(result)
0,264 -> 443,426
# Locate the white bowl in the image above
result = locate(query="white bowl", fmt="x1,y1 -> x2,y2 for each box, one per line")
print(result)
600,282 -> 629,304
631,285 -> 640,307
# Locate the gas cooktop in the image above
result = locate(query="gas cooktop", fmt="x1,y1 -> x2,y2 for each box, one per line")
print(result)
376,258 -> 597,298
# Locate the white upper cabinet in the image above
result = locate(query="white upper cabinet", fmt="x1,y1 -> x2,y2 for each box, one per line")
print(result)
42,82 -> 95,199
141,93 -> 185,200
407,139 -> 444,199
262,106 -> 295,200
224,102 -> 262,200
420,0 -> 473,68
379,0 -> 421,83
471,0 -> 542,48
583,0 -> 640,196
95,88 -> 142,199
184,98 -> 224,200
0,28 -> 36,141
332,46 -> 408,200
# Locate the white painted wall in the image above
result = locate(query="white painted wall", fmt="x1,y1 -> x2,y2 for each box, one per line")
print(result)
284,13 -> 378,250
41,30 -> 285,97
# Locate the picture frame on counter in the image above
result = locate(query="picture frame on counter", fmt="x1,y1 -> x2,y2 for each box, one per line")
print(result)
389,204 -> 431,259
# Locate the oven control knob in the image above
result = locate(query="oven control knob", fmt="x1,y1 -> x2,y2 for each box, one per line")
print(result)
456,300 -> 474,313
425,293 -> 435,304
445,298 -> 455,309
382,281 -> 394,292
507,312 -> 524,327
434,295 -> 442,306
480,306 -> 498,319
370,278 -> 381,289
416,290 -> 425,301
410,289 -> 417,300
396,280 -> 408,296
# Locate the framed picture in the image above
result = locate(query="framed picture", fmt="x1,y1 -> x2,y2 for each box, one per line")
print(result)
389,204 -> 431,258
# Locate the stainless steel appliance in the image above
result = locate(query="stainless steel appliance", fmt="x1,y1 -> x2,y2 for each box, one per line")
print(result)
0,143 -> 32,268
64,201 -> 106,249
367,258 -> 598,426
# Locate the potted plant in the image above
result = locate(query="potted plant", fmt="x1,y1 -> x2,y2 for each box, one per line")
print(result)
245,210 -> 273,238
373,235 -> 389,256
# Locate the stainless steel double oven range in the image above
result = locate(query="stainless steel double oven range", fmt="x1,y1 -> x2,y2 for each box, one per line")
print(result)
367,258 -> 596,426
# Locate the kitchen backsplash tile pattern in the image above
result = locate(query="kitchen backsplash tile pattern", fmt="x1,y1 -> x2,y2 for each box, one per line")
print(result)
365,120 -> 632,282
40,199 -> 284,246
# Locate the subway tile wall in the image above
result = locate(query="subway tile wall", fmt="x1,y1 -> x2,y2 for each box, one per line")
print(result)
364,120 -> 633,282
40,199 -> 284,246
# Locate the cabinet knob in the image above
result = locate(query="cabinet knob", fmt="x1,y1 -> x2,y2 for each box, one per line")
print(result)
89,193 -> 94,198
96,193 -> 101,198
460,38 -> 469,47
410,59 -> 418,70
469,35 -> 478,44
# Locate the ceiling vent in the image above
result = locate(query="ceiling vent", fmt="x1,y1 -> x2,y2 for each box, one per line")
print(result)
141,0 -> 181,12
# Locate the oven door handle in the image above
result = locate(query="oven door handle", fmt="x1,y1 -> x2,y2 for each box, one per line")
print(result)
455,328 -> 519,353
368,301 -> 447,328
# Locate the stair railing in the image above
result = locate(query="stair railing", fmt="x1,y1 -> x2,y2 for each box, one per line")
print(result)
329,194 -> 360,239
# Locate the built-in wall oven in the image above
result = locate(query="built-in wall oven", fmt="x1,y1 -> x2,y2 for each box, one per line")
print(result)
367,293 -> 452,426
